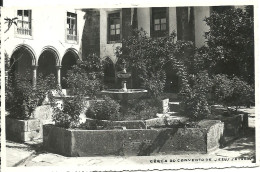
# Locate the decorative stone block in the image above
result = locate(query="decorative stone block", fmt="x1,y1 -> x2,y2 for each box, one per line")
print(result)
161,99 -> 169,113
145,118 -> 165,128
33,105 -> 53,120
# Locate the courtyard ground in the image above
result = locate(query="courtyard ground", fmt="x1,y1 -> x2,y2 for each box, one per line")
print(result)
4,107 -> 257,169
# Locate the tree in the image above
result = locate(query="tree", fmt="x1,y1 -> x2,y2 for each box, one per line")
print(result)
203,6 -> 254,84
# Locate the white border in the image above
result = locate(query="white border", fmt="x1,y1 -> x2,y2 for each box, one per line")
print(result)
1,0 -> 259,172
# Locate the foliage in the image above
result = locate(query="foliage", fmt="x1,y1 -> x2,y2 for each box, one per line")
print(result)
63,53 -> 104,99
116,29 -> 175,98
85,96 -> 121,120
179,71 -> 212,121
50,96 -> 84,128
212,74 -> 254,109
126,99 -> 160,120
176,6 -> 255,119
6,72 -> 57,119
50,54 -> 104,128
203,6 -> 254,84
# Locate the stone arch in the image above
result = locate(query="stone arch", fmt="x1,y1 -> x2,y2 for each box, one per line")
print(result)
10,44 -> 37,66
38,46 -> 60,80
38,46 -> 61,66
61,48 -> 80,88
9,44 -> 37,84
62,48 -> 80,62
164,62 -> 179,93
103,56 -> 117,88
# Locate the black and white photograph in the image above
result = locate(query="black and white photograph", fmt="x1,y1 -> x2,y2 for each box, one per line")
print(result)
0,0 -> 259,171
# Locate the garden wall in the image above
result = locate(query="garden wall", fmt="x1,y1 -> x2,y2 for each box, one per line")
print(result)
43,120 -> 224,157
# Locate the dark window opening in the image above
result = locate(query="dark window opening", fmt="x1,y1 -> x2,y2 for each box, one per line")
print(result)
108,12 -> 121,43
151,7 -> 168,37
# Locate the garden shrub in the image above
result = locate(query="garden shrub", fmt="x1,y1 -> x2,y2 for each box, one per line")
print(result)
63,53 -> 104,98
50,54 -> 105,128
6,72 -> 57,119
126,99 -> 160,120
203,6 -> 254,84
116,29 -> 177,98
85,96 -> 120,120
50,96 -> 83,128
179,71 -> 212,121
212,74 -> 254,110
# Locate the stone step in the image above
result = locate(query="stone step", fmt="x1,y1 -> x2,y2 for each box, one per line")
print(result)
156,111 -> 179,118
169,101 -> 180,112
146,115 -> 188,128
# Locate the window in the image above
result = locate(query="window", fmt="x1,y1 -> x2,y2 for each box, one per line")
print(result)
17,10 -> 32,35
67,12 -> 77,41
108,12 -> 121,43
151,7 -> 168,37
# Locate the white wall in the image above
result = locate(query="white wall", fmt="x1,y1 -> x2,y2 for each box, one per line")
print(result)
137,8 -> 151,36
97,7 -> 211,64
100,8 -> 121,64
2,7 -> 85,65
169,7 -> 177,41
194,6 -> 210,47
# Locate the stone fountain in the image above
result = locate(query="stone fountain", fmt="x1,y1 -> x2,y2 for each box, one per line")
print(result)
101,61 -> 147,115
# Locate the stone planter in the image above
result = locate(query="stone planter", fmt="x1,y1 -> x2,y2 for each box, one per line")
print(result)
6,117 -> 41,142
6,105 -> 54,142
43,120 -> 224,157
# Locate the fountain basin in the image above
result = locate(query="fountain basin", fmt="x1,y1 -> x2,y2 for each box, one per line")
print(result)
101,89 -> 148,100
43,120 -> 224,157
117,73 -> 131,79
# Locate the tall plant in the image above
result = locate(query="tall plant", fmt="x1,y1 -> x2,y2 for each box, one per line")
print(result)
116,29 -> 181,98
203,6 -> 254,84
6,72 -> 57,119
63,53 -> 104,98
51,54 -> 104,128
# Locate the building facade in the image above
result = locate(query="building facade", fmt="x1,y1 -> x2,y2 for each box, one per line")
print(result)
2,6 -> 238,91
2,7 -> 85,88
97,7 -> 211,64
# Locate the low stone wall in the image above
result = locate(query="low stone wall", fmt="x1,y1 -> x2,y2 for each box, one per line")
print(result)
85,118 -> 146,129
43,120 -> 224,157
210,113 -> 248,138
210,105 -> 248,138
6,117 -> 41,142
85,115 -> 188,130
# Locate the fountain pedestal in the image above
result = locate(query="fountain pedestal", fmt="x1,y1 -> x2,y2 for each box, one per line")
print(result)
101,61 -> 147,116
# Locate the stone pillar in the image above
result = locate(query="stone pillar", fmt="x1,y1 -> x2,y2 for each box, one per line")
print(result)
169,7 -> 177,41
32,65 -> 38,88
137,8 -> 151,36
56,66 -> 62,87
194,6 -> 211,47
